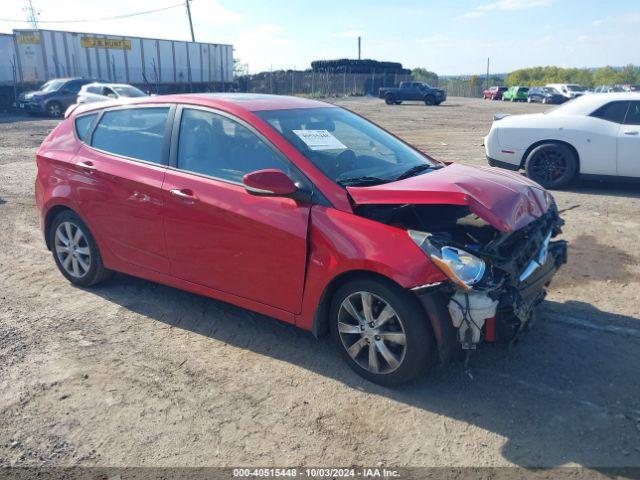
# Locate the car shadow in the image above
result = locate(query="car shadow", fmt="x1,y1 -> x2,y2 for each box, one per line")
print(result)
563,177 -> 640,198
87,274 -> 640,469
0,113 -> 59,124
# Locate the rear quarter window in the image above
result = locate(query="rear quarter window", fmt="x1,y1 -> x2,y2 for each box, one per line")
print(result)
75,113 -> 97,142
591,101 -> 630,124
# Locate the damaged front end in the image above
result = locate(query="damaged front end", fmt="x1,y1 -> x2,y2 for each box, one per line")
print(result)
355,202 -> 568,357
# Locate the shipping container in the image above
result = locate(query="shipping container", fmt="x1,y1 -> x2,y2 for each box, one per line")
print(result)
11,28 -> 233,90
0,33 -> 19,108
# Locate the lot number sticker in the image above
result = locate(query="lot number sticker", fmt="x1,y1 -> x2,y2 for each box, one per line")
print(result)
292,130 -> 347,151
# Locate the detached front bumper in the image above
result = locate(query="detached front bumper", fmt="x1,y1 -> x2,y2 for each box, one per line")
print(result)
413,238 -> 567,363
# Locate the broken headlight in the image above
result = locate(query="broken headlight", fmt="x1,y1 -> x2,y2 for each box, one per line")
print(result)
408,230 -> 485,290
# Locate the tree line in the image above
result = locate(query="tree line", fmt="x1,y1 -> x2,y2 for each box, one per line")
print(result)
505,65 -> 640,87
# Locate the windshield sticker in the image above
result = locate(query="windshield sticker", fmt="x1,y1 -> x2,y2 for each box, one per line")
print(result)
292,130 -> 347,151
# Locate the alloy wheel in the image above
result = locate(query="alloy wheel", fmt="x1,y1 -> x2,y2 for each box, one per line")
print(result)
530,149 -> 568,184
54,221 -> 91,278
337,291 -> 407,374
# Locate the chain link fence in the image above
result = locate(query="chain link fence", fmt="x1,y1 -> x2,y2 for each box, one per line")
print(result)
238,71 -> 412,97
236,71 -> 486,99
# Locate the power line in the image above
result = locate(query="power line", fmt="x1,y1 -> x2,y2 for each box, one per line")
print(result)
0,3 -> 184,24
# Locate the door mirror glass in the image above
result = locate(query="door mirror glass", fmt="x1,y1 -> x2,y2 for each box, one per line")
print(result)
243,169 -> 297,196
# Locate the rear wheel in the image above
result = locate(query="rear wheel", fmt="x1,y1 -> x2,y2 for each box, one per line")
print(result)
385,94 -> 395,105
49,211 -> 112,287
46,101 -> 63,117
330,278 -> 434,386
525,143 -> 578,189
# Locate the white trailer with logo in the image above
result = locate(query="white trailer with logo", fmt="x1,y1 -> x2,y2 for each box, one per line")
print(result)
0,33 -> 19,108
12,29 -> 234,92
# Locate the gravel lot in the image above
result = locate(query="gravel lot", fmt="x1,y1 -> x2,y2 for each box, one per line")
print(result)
1,96 -> 639,469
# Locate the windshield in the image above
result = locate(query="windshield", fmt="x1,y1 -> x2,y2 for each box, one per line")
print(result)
255,107 -> 439,186
40,79 -> 66,92
567,85 -> 586,92
112,86 -> 146,97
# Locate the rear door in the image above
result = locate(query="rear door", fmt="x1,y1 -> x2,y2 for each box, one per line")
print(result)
162,106 -> 311,314
617,101 -> 640,177
74,105 -> 174,272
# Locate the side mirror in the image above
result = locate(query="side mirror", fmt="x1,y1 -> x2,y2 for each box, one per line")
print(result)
243,169 -> 298,197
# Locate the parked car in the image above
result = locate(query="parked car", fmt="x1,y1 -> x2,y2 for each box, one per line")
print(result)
527,87 -> 566,104
36,93 -> 567,386
482,86 -> 508,100
485,93 -> 640,188
594,85 -> 626,94
378,82 -> 446,106
18,77 -> 98,117
502,86 -> 529,102
545,83 -> 588,100
77,83 -> 147,104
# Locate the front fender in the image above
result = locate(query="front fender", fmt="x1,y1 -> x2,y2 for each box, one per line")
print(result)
296,206 -> 446,331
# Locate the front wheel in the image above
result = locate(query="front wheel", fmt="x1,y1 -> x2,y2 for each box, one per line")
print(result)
423,95 -> 436,106
525,143 -> 578,189
49,210 -> 112,287
330,278 -> 434,386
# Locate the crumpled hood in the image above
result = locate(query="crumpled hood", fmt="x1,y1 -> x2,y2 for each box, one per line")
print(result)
347,163 -> 554,232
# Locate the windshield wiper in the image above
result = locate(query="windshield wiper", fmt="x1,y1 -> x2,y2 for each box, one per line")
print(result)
394,163 -> 440,181
336,176 -> 389,187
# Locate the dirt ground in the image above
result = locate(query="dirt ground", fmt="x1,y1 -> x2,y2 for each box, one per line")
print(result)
0,96 -> 639,469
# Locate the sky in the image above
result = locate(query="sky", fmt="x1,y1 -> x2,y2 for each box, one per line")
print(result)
1,0 -> 639,75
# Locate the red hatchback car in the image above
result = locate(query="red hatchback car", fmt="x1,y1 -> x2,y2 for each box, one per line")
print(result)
35,94 -> 567,385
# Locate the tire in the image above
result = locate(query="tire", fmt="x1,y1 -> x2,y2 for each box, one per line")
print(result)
385,94 -> 395,105
49,210 -> 112,287
423,95 -> 436,106
527,97 -> 531,103
330,277 -> 435,386
524,143 -> 578,189
394,101 -> 402,105
46,101 -> 63,118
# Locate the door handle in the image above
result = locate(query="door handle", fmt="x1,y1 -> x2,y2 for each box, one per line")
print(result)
77,160 -> 96,171
169,188 -> 198,202
623,130 -> 639,136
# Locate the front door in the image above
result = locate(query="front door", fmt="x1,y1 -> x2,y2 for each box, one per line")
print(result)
74,106 -> 173,273
162,107 -> 311,314
617,101 -> 640,177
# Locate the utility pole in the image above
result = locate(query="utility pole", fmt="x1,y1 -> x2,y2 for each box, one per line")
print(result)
486,57 -> 490,90
24,0 -> 39,30
185,0 -> 196,42
357,36 -> 361,60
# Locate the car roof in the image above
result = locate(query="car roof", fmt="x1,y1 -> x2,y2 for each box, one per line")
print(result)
547,92 -> 640,116
82,82 -> 136,88
72,93 -> 336,117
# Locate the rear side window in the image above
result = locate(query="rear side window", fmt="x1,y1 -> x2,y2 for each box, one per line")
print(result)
591,101 -> 629,124
91,107 -> 169,164
177,108 -> 291,183
75,113 -> 97,142
624,102 -> 640,125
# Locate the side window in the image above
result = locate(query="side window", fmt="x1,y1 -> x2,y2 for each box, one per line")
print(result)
65,81 -> 83,94
75,113 -> 97,142
91,107 -> 169,164
177,108 -> 292,183
591,102 -> 630,124
624,102 -> 640,125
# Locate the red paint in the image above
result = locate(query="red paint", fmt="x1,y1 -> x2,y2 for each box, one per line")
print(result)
36,93 -> 551,334
347,163 -> 552,232
243,169 -> 297,195
484,317 -> 496,342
